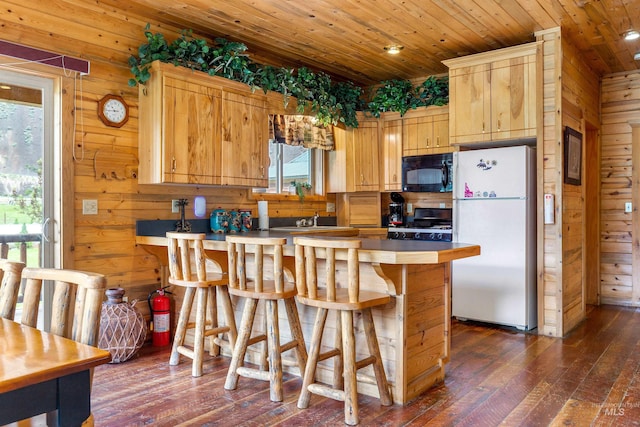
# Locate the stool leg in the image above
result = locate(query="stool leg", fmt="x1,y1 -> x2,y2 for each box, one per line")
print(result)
266,299 -> 283,402
225,297 -> 258,391
208,287 -> 219,356
333,310 -> 344,390
342,310 -> 358,426
192,287 -> 208,377
170,287 -> 195,366
298,307 -> 328,409
219,285 -> 238,350
363,308 -> 393,406
284,297 -> 308,375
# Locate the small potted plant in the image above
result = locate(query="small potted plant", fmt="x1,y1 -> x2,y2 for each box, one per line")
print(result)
290,181 -> 312,202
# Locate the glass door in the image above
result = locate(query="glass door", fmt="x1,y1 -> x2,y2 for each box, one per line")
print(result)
0,69 -> 55,325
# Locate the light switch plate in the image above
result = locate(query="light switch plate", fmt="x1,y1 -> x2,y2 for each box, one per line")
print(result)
82,199 -> 98,215
625,202 -> 632,213
326,202 -> 336,213
172,199 -> 180,213
407,203 -> 413,213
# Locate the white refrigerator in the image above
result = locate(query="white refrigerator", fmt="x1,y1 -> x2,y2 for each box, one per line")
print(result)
452,145 -> 537,330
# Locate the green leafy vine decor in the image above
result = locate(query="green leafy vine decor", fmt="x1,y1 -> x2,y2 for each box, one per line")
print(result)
128,24 -> 448,128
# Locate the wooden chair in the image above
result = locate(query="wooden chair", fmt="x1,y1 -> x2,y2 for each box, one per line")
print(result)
166,232 -> 237,377
224,235 -> 307,402
20,267 -> 107,346
14,267 -> 107,427
293,236 -> 393,426
0,259 -> 25,320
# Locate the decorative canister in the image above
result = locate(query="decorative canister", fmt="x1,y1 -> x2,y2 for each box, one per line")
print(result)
210,208 -> 229,233
228,210 -> 241,233
98,288 -> 147,363
240,209 -> 252,232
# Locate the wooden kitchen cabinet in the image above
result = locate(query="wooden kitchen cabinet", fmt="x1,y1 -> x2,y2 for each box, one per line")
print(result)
138,60 -> 268,187
382,113 -> 403,191
220,89 -> 269,187
402,106 -> 449,156
444,42 -> 540,145
327,114 -> 380,193
138,62 -> 223,185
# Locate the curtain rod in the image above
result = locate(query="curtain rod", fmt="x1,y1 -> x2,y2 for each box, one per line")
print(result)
0,39 -> 89,75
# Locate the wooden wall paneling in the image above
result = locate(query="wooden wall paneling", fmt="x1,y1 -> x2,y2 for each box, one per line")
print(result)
536,27 -> 564,337
601,71 -> 640,307
630,121 -> 640,307
559,32 -> 600,334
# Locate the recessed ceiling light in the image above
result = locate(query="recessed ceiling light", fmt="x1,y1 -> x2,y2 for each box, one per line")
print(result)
635,52 -> 640,61
384,45 -> 404,55
623,30 -> 640,41
0,85 -> 10,90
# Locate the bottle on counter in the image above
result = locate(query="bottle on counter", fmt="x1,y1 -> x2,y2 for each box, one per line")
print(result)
240,209 -> 252,232
228,210 -> 241,233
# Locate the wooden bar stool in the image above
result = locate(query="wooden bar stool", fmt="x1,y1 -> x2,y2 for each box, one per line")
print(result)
293,236 -> 393,426
224,235 -> 307,402
166,232 -> 237,377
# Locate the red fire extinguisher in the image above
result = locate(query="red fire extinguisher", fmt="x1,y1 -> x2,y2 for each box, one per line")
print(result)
148,286 -> 172,346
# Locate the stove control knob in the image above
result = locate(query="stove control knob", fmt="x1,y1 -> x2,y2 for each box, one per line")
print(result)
414,232 -> 421,240
436,233 -> 443,240
428,233 -> 436,240
401,232 -> 407,239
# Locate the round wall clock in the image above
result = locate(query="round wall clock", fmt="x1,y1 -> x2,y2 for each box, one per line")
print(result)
98,94 -> 129,128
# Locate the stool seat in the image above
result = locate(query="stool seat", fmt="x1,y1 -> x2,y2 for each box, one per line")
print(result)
166,232 -> 237,377
224,235 -> 307,402
293,236 -> 392,426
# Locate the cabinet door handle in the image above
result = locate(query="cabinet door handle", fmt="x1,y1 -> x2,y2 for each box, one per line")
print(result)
172,157 -> 176,172
497,119 -> 501,131
360,173 -> 364,184
426,137 -> 430,148
436,136 -> 440,147
482,122 -> 485,133
260,165 -> 264,179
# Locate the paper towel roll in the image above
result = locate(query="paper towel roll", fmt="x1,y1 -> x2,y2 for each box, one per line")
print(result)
258,200 -> 269,230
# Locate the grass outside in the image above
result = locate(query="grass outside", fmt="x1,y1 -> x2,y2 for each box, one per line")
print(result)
0,201 -> 42,267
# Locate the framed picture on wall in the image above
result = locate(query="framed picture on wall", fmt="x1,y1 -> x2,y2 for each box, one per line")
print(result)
564,126 -> 582,185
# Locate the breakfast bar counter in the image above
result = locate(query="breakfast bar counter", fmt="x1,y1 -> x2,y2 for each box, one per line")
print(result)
136,229 -> 479,404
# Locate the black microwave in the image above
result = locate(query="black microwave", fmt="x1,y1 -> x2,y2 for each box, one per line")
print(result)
402,153 -> 453,192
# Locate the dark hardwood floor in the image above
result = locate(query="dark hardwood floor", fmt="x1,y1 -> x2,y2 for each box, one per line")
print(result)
91,305 -> 640,426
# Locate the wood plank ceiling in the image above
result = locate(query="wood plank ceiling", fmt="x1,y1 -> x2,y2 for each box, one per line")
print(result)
102,0 -> 640,85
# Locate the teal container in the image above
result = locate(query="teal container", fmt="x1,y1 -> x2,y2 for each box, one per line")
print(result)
210,208 -> 228,233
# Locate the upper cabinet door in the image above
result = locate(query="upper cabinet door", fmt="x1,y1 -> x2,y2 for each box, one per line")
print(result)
138,62 -> 223,185
164,77 -> 222,184
351,117 -> 380,191
220,89 -> 269,187
448,64 -> 490,145
382,116 -> 403,191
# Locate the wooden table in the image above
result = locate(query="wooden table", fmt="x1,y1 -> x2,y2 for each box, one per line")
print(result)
0,318 -> 111,426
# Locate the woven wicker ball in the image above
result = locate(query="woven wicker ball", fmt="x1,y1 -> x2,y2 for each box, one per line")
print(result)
98,288 -> 147,363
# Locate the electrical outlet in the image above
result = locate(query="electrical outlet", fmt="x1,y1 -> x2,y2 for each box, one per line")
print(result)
407,203 -> 413,213
625,202 -> 633,213
326,202 -> 336,213
172,199 -> 180,213
82,199 -> 98,215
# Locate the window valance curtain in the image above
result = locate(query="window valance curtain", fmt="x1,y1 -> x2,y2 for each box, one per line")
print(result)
269,114 -> 334,151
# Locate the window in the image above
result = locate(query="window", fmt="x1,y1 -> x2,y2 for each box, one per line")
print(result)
262,140 -> 321,195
